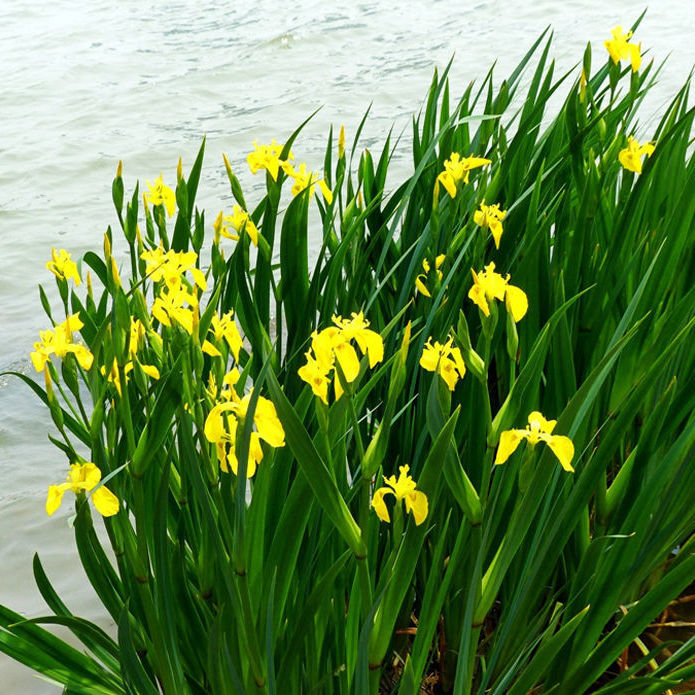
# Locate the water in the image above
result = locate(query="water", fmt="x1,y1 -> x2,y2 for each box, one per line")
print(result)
1,1 -> 693,689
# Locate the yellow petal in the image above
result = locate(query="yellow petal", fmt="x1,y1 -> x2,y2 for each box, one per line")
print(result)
318,179 -> 333,204
437,172 -> 457,198
204,407 -> 227,443
490,218 -> 503,249
404,490 -> 428,526
495,429 -> 525,465
91,486 -> 120,516
419,341 -> 439,372
468,283 -> 490,316
81,463 -> 102,491
371,487 -> 393,523
505,284 -> 528,322
46,485 -> 65,516
356,329 -> 384,368
140,364 -> 160,379
415,274 -> 431,297
528,411 -> 556,434
334,341 -> 360,383
546,435 -> 575,472
202,340 -> 222,357
191,267 -> 207,292
629,42 -> 641,72
438,359 -> 459,391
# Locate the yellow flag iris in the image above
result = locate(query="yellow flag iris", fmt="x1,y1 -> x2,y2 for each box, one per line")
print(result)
298,312 -> 384,402
30,313 -> 94,373
46,248 -> 81,285
372,465 -> 428,526
619,136 -> 655,174
468,262 -> 528,322
419,336 -> 466,391
46,462 -> 119,517
213,206 -> 260,247
604,26 -> 641,73
437,152 -> 491,198
247,139 -> 292,181
474,202 -> 506,249
144,174 -> 176,217
209,311 -> 244,362
494,411 -> 575,472
204,382 -> 285,478
281,162 -> 333,204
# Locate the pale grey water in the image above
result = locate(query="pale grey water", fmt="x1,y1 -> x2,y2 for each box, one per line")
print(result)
1,1 -> 694,690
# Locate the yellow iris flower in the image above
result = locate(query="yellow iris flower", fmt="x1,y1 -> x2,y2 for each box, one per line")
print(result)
281,162 -> 333,204
494,411 -> 575,472
474,202 -> 506,249
204,385 -> 285,478
415,255 -> 445,298
213,206 -> 260,247
144,174 -> 176,217
298,312 -> 384,402
371,465 -> 428,526
437,152 -> 491,198
141,245 -> 207,292
46,248 -> 81,286
419,336 -> 466,391
30,313 -> 94,373
151,283 -> 198,335
247,139 -> 292,181
604,26 -> 641,73
297,351 -> 332,405
468,262 -> 528,323
619,136 -> 655,174
46,462 -> 119,517
209,311 -> 244,362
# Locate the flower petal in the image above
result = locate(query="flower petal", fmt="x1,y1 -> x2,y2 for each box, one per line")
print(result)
505,284 -> 528,322
546,435 -> 575,472
404,490 -> 429,526
371,487 -> 393,523
91,486 -> 120,517
46,485 -> 65,516
495,429 -> 526,465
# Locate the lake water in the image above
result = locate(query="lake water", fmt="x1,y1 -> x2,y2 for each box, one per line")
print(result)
2,1 -> 694,690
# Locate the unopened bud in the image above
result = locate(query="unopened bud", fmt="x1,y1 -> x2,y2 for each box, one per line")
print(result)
338,125 -> 346,159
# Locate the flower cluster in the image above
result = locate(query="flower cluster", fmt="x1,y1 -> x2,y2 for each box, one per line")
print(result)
372,465 -> 428,526
419,336 -> 466,391
204,369 -> 285,478
437,152 -> 491,198
31,313 -> 94,373
468,262 -> 528,323
604,26 -> 641,73
298,312 -> 384,404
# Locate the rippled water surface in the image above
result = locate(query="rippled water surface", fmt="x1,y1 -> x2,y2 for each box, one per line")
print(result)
2,1 -> 694,689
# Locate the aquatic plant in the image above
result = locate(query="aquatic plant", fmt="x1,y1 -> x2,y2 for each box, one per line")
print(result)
4,13 -> 695,694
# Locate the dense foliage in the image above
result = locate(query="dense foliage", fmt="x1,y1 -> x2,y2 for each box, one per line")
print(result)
4,17 -> 695,694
